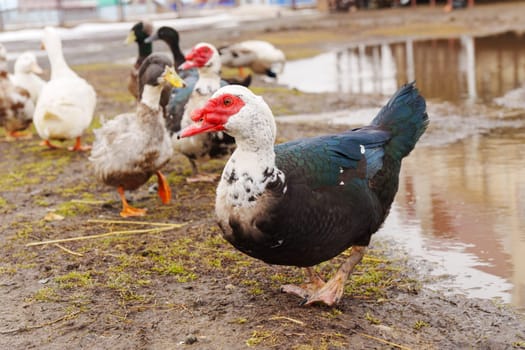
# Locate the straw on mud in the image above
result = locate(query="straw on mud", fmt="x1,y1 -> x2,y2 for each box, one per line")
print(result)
54,243 -> 83,257
26,223 -> 185,247
269,316 -> 306,326
357,332 -> 412,350
71,199 -> 106,204
0,311 -> 81,334
87,219 -> 177,227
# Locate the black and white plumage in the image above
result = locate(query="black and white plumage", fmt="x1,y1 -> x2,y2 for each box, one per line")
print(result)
90,53 -> 185,217
180,83 -> 429,305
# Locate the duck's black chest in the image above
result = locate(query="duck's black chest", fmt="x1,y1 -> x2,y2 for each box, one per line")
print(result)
218,179 -> 383,267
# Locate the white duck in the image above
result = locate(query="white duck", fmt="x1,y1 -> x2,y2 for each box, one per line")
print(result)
90,54 -> 185,217
33,26 -> 97,151
10,51 -> 45,105
219,40 -> 285,79
0,44 -> 34,139
174,42 -> 235,182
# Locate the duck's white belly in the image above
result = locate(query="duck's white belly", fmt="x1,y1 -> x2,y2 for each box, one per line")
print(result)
34,78 -> 96,140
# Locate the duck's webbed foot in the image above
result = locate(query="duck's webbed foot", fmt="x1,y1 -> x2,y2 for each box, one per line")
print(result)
68,137 -> 91,152
281,246 -> 366,307
280,267 -> 326,300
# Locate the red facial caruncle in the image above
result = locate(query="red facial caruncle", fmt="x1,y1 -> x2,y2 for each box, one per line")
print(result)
180,93 -> 245,138
179,45 -> 214,70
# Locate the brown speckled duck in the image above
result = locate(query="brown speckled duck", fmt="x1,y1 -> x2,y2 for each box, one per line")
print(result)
0,43 -> 34,139
89,53 -> 185,217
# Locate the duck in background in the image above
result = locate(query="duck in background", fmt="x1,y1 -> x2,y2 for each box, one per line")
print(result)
125,20 -> 154,100
10,51 -> 45,106
34,27 -> 97,151
180,83 -> 428,306
174,42 -> 236,182
144,26 -> 251,137
0,44 -> 34,139
218,40 -> 286,79
90,53 -> 185,217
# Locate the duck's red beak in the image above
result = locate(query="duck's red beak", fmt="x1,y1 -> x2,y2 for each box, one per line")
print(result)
180,121 -> 224,138
180,92 -> 245,138
179,106 -> 225,138
178,60 -> 197,71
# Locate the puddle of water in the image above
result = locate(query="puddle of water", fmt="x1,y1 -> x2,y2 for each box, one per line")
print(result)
278,31 -> 525,308
279,31 -> 525,103
385,129 -> 525,306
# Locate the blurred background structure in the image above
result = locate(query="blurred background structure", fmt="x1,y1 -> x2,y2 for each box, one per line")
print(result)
0,0 -> 521,33
0,0 -> 464,31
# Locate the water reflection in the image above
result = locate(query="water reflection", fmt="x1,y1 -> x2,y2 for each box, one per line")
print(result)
280,31 -> 525,103
391,129 -> 525,306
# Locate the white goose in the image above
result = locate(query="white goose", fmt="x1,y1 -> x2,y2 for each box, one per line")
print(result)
10,51 -> 45,106
33,26 -> 97,151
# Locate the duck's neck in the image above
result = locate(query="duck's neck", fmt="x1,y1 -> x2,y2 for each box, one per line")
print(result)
163,39 -> 185,68
138,41 -> 152,59
194,67 -> 221,93
141,84 -> 162,111
47,42 -> 74,79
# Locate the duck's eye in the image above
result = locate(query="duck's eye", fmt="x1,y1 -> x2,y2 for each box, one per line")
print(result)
223,97 -> 232,106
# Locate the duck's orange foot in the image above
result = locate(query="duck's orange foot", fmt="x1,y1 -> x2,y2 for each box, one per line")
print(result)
41,140 -> 62,149
68,137 -> 91,152
6,131 -> 33,140
120,206 -> 147,218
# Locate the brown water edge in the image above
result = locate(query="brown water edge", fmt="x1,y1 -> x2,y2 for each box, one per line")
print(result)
384,126 -> 525,308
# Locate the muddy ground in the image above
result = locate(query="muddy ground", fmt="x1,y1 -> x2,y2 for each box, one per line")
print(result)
2,3 -> 525,349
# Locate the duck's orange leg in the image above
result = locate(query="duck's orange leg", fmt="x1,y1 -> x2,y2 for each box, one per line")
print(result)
7,130 -> 33,140
156,171 -> 171,204
238,67 -> 245,77
117,186 -> 147,217
68,136 -> 91,152
42,139 -> 62,149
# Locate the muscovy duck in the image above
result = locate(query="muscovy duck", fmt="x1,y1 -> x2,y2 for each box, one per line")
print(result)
126,21 -> 154,100
174,42 -> 237,182
218,40 -> 286,79
144,26 -> 251,136
180,83 -> 429,306
90,53 -> 185,217
0,44 -> 34,139
34,27 -> 97,151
